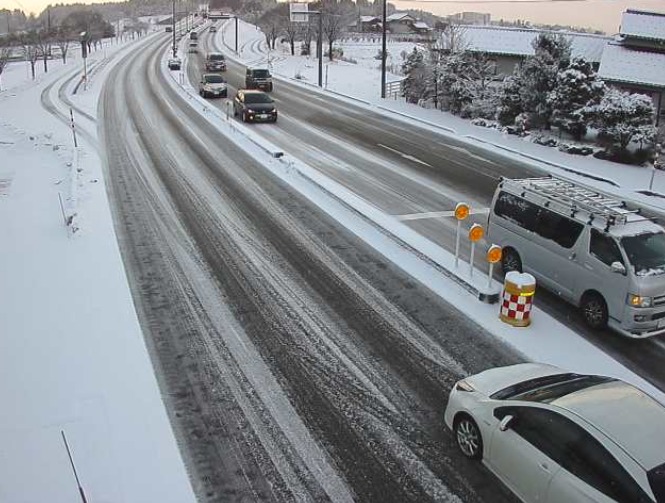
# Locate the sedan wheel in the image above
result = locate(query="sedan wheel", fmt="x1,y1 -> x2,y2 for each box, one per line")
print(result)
454,416 -> 483,460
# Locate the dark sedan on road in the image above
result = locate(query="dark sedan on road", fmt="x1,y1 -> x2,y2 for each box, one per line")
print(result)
233,90 -> 277,123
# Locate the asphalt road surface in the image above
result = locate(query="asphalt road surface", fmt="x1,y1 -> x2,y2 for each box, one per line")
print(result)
100,34 -> 525,502
192,27 -> 665,394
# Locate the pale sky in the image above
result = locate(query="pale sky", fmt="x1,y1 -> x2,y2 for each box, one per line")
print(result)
0,0 -> 664,34
394,0 -> 664,34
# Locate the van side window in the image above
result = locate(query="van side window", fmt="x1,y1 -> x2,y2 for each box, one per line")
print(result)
494,192 -> 538,232
536,209 -> 583,249
590,229 -> 624,267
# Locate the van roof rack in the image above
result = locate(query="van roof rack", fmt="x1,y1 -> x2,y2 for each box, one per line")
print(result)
501,177 -> 643,230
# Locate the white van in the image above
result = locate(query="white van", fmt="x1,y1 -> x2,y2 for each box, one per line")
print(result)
488,177 -> 665,338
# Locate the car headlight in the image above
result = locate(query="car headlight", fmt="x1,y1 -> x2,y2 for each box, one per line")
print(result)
455,380 -> 475,392
628,294 -> 653,308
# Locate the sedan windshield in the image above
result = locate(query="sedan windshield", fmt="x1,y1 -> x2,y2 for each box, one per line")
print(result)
648,463 -> 665,503
204,75 -> 225,83
621,232 -> 665,277
491,373 -> 616,402
208,54 -> 225,61
244,93 -> 272,104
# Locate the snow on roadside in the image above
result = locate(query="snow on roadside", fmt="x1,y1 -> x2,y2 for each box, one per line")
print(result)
0,32 -> 196,502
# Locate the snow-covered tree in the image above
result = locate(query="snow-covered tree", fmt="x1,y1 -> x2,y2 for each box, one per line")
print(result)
497,75 -> 523,125
548,57 -> 606,140
401,48 -> 432,104
583,88 -> 657,153
518,33 -> 571,127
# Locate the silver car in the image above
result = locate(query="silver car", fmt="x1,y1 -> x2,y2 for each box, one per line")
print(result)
445,363 -> 665,503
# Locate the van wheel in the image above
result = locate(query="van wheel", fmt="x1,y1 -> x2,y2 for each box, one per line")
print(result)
581,292 -> 608,330
501,248 -> 522,274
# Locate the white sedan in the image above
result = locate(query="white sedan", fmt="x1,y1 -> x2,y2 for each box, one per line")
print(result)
444,363 -> 665,503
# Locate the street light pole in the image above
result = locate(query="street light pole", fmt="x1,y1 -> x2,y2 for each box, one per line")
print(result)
172,0 -> 176,57
381,0 -> 387,98
235,16 -> 238,52
318,11 -> 323,88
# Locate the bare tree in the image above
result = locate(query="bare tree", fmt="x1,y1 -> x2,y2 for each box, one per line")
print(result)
437,20 -> 469,54
54,27 -> 72,64
258,6 -> 281,50
320,0 -> 353,61
0,46 -> 11,91
275,3 -> 299,56
20,32 -> 40,80
35,29 -> 52,73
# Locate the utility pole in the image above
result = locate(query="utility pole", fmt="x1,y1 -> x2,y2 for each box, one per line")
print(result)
381,0 -> 387,98
235,16 -> 238,52
317,11 -> 323,88
172,0 -> 176,57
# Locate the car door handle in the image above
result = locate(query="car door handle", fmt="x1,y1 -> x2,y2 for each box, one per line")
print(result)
539,462 -> 550,471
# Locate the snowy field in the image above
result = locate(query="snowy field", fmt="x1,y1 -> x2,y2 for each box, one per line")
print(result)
1,15 -> 665,501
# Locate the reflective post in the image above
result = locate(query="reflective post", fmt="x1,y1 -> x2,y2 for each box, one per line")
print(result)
454,202 -> 470,268
487,245 -> 502,288
468,223 -> 484,278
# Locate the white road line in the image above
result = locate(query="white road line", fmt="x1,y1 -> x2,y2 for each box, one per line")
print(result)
395,207 -> 489,221
447,144 -> 496,164
378,143 -> 432,168
651,337 -> 665,351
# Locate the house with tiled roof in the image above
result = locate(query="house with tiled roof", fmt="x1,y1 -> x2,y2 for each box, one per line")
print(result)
355,15 -> 382,33
598,9 -> 665,127
386,12 -> 430,34
455,25 -> 610,75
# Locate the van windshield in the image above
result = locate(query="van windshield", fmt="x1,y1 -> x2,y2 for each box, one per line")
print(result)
208,54 -> 225,61
251,69 -> 271,78
621,232 -> 665,277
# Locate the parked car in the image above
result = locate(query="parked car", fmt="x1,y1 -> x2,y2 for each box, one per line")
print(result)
488,176 -> 665,338
204,52 -> 226,72
210,25 -> 217,32
167,57 -> 182,70
245,68 -> 273,92
199,74 -> 227,98
445,363 -> 665,503
233,90 -> 277,123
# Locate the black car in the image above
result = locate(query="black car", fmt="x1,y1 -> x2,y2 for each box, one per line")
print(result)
233,90 -> 277,123
205,53 -> 226,72
245,68 -> 273,92
168,57 -> 181,70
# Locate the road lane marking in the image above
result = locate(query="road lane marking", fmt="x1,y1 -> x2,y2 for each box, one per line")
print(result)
378,144 -> 432,168
446,144 -> 496,164
395,208 -> 489,221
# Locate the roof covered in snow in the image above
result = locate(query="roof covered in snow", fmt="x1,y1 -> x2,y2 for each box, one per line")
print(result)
457,26 -> 610,62
598,43 -> 665,88
360,16 -> 380,23
620,9 -> 665,41
413,22 -> 431,30
386,12 -> 415,22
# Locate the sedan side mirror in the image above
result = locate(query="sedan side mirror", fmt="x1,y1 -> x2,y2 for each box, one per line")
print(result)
610,262 -> 626,275
499,415 -> 514,432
